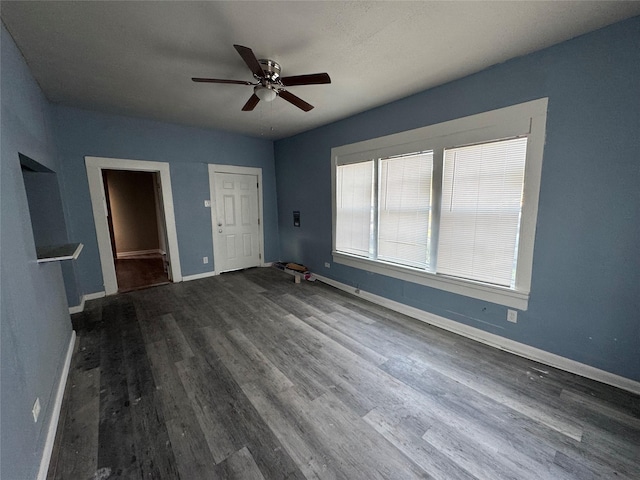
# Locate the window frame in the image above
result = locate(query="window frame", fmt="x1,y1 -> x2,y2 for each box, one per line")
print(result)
331,98 -> 548,310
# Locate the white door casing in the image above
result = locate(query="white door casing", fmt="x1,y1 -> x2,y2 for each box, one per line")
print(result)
208,164 -> 265,274
152,172 -> 171,277
86,156 -> 182,295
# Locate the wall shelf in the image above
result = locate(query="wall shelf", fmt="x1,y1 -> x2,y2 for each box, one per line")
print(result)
36,243 -> 83,263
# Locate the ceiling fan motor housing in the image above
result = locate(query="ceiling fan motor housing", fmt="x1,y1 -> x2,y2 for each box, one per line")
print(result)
257,59 -> 281,83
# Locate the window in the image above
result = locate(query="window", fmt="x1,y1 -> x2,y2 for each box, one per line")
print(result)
336,161 -> 374,257
438,138 -> 527,287
378,151 -> 433,269
332,99 -> 548,309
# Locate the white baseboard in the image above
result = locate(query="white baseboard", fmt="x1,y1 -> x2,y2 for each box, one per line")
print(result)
182,270 -> 217,282
116,249 -> 163,259
313,274 -> 640,395
37,330 -> 76,480
68,297 -> 85,315
68,291 -> 106,314
85,291 -> 106,301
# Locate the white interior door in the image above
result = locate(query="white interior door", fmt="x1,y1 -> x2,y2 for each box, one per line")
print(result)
212,171 -> 261,273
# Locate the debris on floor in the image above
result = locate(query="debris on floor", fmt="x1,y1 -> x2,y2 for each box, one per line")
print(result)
273,262 -> 316,283
285,262 -> 308,272
92,467 -> 112,480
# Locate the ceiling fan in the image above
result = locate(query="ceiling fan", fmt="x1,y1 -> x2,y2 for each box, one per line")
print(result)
192,45 -> 331,112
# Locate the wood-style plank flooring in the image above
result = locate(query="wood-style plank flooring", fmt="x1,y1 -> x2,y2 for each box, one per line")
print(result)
115,254 -> 170,293
48,267 -> 640,479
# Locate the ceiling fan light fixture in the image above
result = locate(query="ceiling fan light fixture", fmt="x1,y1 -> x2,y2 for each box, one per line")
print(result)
254,85 -> 277,102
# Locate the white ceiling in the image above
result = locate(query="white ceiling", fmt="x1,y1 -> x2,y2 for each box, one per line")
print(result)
2,1 -> 639,140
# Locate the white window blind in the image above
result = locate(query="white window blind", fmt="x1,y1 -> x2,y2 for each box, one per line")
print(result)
378,152 -> 433,268
437,137 -> 528,287
336,161 -> 374,256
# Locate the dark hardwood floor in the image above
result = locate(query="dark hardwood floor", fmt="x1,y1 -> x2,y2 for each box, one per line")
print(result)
48,267 -> 640,479
115,254 -> 170,292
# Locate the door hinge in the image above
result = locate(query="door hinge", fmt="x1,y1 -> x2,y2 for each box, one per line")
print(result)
257,182 -> 259,189
257,218 -> 260,225
259,253 -> 262,259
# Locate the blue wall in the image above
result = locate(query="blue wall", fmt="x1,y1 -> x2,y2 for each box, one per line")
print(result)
51,106 -> 279,296
1,25 -> 74,479
274,17 -> 640,381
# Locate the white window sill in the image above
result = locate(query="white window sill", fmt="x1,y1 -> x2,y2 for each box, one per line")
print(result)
332,251 -> 529,310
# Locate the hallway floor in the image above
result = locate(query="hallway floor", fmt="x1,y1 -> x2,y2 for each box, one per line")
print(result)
115,254 -> 170,292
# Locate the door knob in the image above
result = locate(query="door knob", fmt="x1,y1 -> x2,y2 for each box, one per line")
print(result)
218,229 -> 223,233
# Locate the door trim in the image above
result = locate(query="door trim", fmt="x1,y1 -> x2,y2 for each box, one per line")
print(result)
86,156 -> 182,295
208,164 -> 265,274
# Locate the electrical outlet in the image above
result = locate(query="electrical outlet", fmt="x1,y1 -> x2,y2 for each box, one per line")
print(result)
203,256 -> 209,264
324,262 -> 330,268
204,200 -> 211,207
32,398 -> 41,423
507,309 -> 518,323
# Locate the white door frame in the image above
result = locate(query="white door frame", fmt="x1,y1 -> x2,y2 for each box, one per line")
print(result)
208,164 -> 265,274
86,156 -> 182,295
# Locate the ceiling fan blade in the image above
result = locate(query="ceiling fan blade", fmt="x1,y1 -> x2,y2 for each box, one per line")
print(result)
280,73 -> 331,87
242,94 -> 260,111
278,89 -> 314,112
234,44 -> 265,78
192,77 -> 253,85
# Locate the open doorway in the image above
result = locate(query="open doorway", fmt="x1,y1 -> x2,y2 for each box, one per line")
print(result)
86,157 -> 182,296
102,170 -> 170,292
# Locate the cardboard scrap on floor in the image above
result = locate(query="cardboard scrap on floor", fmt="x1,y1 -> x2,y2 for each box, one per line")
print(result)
285,262 -> 308,272
273,262 -> 316,283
